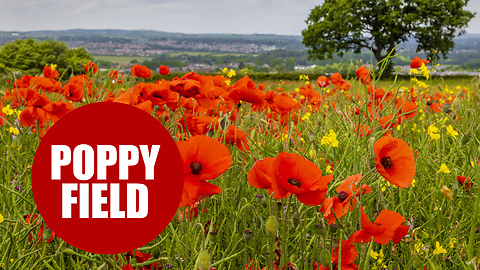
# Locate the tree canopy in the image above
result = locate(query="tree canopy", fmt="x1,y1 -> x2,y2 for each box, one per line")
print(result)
0,39 -> 93,75
302,0 -> 476,71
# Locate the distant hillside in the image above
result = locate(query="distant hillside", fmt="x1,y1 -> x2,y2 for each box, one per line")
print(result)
1,29 -> 479,56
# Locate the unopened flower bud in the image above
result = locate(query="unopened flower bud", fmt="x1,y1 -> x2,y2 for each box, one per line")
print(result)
244,229 -> 253,242
98,263 -> 107,270
332,238 -> 339,248
43,228 -> 52,241
442,103 -> 452,113
256,194 -> 264,204
63,248 -> 75,255
150,246 -> 160,259
314,224 -> 324,236
320,249 -> 331,267
196,250 -> 211,270
329,223 -> 338,234
266,216 -> 278,236
276,201 -> 283,212
208,231 -> 218,243
441,185 -> 453,201
308,132 -> 315,142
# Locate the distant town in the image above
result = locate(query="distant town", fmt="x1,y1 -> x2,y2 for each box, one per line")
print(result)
1,29 -> 480,74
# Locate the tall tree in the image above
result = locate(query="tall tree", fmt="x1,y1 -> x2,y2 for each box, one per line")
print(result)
302,0 -> 475,72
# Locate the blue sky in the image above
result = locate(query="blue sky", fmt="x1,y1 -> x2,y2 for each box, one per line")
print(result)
0,0 -> 478,36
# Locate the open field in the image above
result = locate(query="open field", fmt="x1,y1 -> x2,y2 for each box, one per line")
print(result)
1,63 -> 480,269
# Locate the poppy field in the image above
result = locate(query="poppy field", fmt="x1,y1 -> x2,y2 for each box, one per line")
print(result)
1,57 -> 480,270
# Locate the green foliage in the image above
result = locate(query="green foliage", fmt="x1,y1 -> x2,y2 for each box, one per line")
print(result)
0,38 -> 93,75
464,58 -> 480,70
302,0 -> 476,70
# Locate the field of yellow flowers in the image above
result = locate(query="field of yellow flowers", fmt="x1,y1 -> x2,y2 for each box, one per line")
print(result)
1,57 -> 480,270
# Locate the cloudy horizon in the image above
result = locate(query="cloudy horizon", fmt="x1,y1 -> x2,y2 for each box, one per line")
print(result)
1,0 -> 479,36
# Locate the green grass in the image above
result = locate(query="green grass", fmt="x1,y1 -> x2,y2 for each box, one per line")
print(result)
1,68 -> 480,269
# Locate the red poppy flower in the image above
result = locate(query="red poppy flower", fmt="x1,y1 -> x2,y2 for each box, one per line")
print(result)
319,174 -> 372,225
410,56 -> 429,68
373,136 -> 415,188
43,65 -> 59,80
84,62 -> 98,74
354,124 -> 372,137
159,65 -> 170,75
317,76 -> 330,87
355,65 -> 371,85
396,97 -> 418,120
63,83 -> 84,102
457,176 -> 472,191
24,214 -> 55,243
271,152 -> 333,206
131,65 -> 152,79
248,157 -> 280,199
176,135 -> 232,207
315,240 -> 358,270
349,207 -> 409,245
223,124 -> 250,152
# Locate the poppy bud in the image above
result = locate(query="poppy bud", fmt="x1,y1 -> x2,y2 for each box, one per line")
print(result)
43,228 -> 52,241
314,224 -> 324,236
442,104 -> 452,113
291,211 -> 301,229
308,132 -> 315,142
368,156 -> 376,171
320,249 -> 331,267
196,250 -> 211,270
276,142 -> 284,153
150,246 -> 161,259
266,216 -> 278,236
255,194 -> 264,204
243,229 -> 253,242
98,263 -> 107,270
63,248 -> 75,255
332,238 -> 339,248
329,223 -> 338,234
441,185 -> 453,201
208,231 -> 218,243
462,133 -> 471,145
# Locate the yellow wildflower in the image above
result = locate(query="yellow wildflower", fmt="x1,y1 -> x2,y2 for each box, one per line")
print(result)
0,213 -> 3,223
320,129 -> 339,148
227,69 -> 236,78
433,241 -> 447,255
428,125 -> 440,140
9,127 -> 19,135
437,163 -> 451,174
2,105 -> 14,115
446,125 -> 458,138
